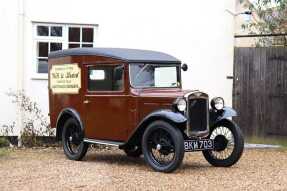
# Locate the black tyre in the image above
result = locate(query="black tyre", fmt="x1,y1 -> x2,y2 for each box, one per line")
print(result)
124,146 -> 142,157
203,119 -> 244,167
62,118 -> 89,161
142,120 -> 184,173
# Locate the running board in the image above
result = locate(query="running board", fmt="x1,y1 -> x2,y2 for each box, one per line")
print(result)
83,138 -> 125,147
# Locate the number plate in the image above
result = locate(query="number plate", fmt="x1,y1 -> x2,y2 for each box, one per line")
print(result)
184,139 -> 214,152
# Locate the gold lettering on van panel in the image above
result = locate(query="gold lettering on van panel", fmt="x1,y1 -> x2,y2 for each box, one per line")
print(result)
50,64 -> 81,94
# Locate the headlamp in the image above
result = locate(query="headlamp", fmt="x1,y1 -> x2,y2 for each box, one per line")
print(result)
176,98 -> 187,112
211,97 -> 224,110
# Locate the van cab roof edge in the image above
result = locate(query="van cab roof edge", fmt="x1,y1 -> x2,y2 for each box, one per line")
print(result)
48,47 -> 181,63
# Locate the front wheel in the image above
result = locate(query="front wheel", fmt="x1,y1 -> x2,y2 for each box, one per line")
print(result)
62,118 -> 89,161
203,119 -> 244,167
142,121 -> 184,173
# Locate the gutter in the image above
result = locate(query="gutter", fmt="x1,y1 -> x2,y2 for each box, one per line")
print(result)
16,0 -> 25,147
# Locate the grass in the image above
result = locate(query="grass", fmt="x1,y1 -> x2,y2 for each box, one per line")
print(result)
246,136 -> 287,148
0,148 -> 9,157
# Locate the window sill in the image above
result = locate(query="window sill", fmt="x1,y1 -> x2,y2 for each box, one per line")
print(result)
31,73 -> 48,80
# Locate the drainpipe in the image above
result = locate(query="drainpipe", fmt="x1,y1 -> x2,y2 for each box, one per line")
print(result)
16,0 -> 25,147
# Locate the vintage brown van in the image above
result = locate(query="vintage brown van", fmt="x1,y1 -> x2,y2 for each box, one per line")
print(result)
48,48 -> 244,172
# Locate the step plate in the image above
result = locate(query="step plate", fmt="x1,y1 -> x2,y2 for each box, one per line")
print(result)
83,138 -> 125,147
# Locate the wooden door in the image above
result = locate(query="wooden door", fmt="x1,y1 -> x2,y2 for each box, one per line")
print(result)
233,47 -> 287,136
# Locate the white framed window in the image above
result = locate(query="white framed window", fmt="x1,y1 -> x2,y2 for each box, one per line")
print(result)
33,22 -> 98,76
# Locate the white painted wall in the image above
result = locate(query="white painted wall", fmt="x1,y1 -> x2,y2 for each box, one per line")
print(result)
0,1 -> 19,135
0,0 -> 235,135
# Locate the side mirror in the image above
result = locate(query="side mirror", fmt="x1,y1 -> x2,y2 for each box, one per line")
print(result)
181,63 -> 188,71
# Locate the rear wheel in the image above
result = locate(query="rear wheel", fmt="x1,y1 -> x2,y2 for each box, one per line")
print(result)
142,121 -> 184,173
203,119 -> 244,167
62,118 -> 89,160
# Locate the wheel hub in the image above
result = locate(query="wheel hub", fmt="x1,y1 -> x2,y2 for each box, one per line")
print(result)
69,132 -> 82,145
214,135 -> 228,151
157,141 -> 173,155
156,144 -> 162,151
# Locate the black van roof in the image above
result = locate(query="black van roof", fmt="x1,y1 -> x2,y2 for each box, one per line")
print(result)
48,48 -> 180,63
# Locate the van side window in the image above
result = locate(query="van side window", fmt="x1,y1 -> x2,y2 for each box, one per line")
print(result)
88,65 -> 124,91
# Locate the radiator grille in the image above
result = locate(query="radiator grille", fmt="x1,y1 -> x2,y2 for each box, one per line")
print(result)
188,98 -> 208,133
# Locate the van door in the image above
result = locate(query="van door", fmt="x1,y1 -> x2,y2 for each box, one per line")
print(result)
83,63 -> 129,141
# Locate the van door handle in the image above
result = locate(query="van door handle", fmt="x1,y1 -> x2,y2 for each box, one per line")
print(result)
83,100 -> 90,104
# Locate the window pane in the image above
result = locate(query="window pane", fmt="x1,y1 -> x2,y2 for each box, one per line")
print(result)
113,65 -> 124,91
130,64 -> 179,88
89,70 -> 105,80
155,67 -> 178,87
82,28 -> 93,42
69,43 -> 80,49
37,59 -> 48,73
50,26 -> 62,36
69,27 -> 80,42
38,42 -> 48,57
37,26 -> 49,36
82,44 -> 93,47
50,43 -> 62,52
88,65 -> 124,91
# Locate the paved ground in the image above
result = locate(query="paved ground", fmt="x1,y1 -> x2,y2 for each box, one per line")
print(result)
0,147 -> 286,191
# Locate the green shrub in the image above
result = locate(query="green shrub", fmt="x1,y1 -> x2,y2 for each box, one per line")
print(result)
1,90 -> 56,147
0,137 -> 9,147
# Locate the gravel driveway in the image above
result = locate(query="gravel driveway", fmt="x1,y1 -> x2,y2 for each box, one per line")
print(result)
0,147 -> 286,191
